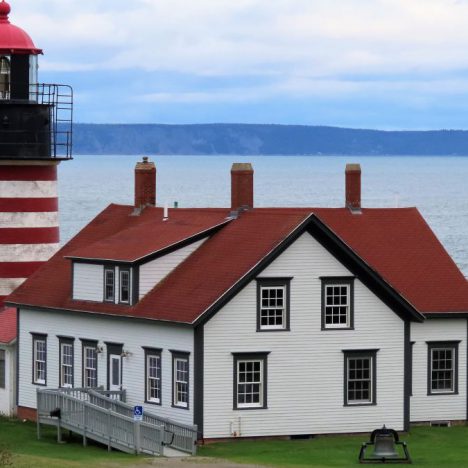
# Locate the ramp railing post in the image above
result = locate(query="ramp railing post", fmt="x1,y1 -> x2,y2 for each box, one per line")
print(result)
107,408 -> 112,452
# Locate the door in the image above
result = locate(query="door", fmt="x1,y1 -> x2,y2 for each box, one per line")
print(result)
109,354 -> 122,391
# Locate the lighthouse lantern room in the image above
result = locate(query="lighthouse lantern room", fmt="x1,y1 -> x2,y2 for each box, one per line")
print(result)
0,0 -> 73,306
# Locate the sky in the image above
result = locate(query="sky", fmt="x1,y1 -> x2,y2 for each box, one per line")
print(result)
10,0 -> 468,129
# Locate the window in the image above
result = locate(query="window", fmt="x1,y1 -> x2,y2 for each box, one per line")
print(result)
0,349 -> 5,389
82,340 -> 98,388
145,348 -> 162,404
344,350 -> 377,405
256,278 -> 291,331
428,341 -> 459,395
233,353 -> 268,410
322,277 -> 354,329
59,337 -> 74,388
0,56 -> 10,99
119,269 -> 130,304
104,268 -> 115,302
172,352 -> 189,408
32,334 -> 47,385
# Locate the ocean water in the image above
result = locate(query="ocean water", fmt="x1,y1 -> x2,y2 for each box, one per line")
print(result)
59,155 -> 468,276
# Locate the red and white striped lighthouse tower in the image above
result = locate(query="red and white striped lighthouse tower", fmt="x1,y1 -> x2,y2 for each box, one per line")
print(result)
0,1 -> 73,305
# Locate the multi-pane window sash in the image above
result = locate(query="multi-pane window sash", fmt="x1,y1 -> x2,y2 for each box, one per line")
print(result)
325,284 -> 350,328
33,337 -> 46,385
84,346 -> 97,388
237,359 -> 263,408
347,356 -> 373,404
174,357 -> 189,408
104,268 -> 115,302
60,343 -> 73,388
260,286 -> 286,329
147,354 -> 161,403
120,270 -> 130,304
431,347 -> 455,393
0,349 -> 5,389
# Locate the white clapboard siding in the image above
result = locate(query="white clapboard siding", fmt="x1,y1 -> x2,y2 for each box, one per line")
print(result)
0,344 -> 16,416
204,232 -> 405,438
73,263 -> 104,302
18,308 -> 194,425
410,319 -> 466,422
139,239 -> 207,299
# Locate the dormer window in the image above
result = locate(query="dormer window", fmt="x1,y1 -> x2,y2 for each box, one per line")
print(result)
104,268 -> 115,302
0,56 -> 10,100
119,269 -> 130,304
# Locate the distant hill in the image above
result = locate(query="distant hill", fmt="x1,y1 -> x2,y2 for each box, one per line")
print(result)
72,124 -> 468,155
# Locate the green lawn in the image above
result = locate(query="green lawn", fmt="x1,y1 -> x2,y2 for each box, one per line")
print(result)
2,416 -> 468,468
0,417 -> 143,467
198,426 -> 468,467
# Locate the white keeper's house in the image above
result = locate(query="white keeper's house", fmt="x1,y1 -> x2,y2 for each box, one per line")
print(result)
7,160 -> 468,440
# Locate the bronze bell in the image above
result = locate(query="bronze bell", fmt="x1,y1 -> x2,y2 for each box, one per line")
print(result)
359,425 -> 412,463
372,430 -> 399,459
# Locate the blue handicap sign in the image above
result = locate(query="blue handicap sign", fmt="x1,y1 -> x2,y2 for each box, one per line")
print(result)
133,405 -> 143,421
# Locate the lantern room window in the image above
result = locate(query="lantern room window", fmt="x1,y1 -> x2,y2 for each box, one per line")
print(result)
0,56 -> 10,100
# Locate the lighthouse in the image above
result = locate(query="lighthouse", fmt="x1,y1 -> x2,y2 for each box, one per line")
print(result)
0,1 -> 73,306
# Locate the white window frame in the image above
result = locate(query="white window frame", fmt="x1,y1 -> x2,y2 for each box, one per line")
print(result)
344,351 -> 376,406
172,354 -> 189,408
429,344 -> 457,395
146,353 -> 161,404
236,358 -> 264,409
60,342 -> 73,388
119,269 -> 130,304
104,268 -> 115,302
259,285 -> 287,330
323,280 -> 353,329
33,337 -> 47,385
83,345 -> 98,388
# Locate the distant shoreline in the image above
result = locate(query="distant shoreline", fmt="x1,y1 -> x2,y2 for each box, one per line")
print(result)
71,123 -> 468,156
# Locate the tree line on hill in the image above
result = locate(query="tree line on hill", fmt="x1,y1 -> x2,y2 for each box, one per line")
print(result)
71,124 -> 468,155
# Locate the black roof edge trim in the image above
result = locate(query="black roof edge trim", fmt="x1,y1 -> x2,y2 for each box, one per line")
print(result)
194,213 -> 424,327
193,214 -> 314,327
424,313 -> 468,319
308,214 -> 424,323
6,302 -> 193,327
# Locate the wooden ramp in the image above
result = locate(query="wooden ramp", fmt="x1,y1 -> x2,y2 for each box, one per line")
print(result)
37,388 -> 198,456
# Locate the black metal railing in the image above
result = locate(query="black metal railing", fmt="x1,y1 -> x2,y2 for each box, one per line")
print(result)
0,83 -> 73,160
32,83 -> 73,159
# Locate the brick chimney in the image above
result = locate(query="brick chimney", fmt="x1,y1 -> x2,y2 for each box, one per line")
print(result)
231,163 -> 254,210
345,163 -> 361,212
135,157 -> 156,208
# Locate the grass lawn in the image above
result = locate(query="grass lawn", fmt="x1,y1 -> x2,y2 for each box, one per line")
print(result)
0,417 -> 144,467
198,425 -> 468,467
2,417 -> 468,468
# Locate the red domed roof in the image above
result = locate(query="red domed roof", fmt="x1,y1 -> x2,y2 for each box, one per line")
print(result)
0,1 -> 42,55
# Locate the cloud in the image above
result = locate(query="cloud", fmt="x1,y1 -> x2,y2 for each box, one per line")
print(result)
8,0 -> 468,127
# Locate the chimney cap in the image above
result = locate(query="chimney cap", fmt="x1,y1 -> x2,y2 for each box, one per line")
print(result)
231,162 -> 253,172
346,163 -> 361,172
135,157 -> 155,171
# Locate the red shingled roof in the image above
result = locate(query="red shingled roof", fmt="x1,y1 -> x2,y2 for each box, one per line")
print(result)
0,307 -> 17,344
67,208 -> 229,262
7,204 -> 468,324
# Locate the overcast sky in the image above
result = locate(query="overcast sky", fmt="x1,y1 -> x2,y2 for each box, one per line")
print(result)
10,0 -> 468,128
